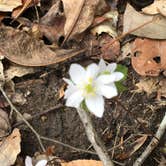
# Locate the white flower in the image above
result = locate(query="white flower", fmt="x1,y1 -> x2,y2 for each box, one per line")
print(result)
25,156 -> 47,166
64,59 -> 124,118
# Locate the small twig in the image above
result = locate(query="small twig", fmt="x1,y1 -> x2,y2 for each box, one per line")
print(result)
133,113 -> 166,166
0,86 -> 46,152
77,108 -> 114,166
40,136 -> 96,155
111,123 -> 121,159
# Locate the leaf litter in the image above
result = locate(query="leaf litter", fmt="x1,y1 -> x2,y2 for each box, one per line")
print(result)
0,0 -> 165,166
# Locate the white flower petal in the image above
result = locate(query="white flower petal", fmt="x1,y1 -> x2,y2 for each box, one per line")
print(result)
107,63 -> 117,73
64,85 -> 78,99
98,59 -> 107,72
63,78 -> 74,86
66,90 -> 84,108
25,156 -> 33,166
96,74 -> 116,84
85,95 -> 104,118
97,83 -> 118,98
69,64 -> 86,84
36,160 -> 47,166
86,63 -> 99,78
113,72 -> 124,81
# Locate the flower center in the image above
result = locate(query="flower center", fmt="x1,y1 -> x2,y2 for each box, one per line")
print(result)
85,83 -> 94,94
81,77 -> 96,96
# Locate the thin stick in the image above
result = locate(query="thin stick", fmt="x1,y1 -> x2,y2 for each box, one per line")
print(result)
133,113 -> 166,166
0,86 -> 46,152
40,136 -> 96,155
77,108 -> 114,166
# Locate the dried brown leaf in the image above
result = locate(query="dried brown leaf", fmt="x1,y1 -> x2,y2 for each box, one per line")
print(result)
131,38 -> 166,76
0,0 -> 22,12
135,78 -> 158,95
12,0 -> 39,19
61,160 -> 103,166
0,128 -> 21,166
142,0 -> 166,17
0,26 -> 85,66
123,4 -> 166,39
62,0 -> 99,40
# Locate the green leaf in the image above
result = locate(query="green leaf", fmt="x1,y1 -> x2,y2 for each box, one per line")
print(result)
115,82 -> 127,93
115,64 -> 128,92
115,64 -> 128,80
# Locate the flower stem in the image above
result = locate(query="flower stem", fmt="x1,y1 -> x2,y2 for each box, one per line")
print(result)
77,107 -> 114,166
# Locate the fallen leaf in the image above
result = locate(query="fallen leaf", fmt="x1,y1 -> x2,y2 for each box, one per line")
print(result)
61,160 -> 103,166
0,128 -> 21,166
123,4 -> 166,39
117,42 -> 131,61
157,79 -> 166,99
12,0 -> 39,19
98,33 -> 120,60
0,109 -> 10,138
0,55 -> 4,83
116,135 -> 148,160
62,0 -> 99,40
91,10 -> 118,38
58,83 -> 66,100
131,38 -> 166,76
142,0 -> 166,17
4,64 -> 35,80
135,78 -> 158,95
0,0 -> 22,12
0,26 -> 85,66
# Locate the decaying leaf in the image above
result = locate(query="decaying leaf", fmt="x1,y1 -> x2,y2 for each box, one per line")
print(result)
0,128 -> 21,166
131,38 -> 166,76
142,0 -> 166,17
12,0 -> 39,19
61,160 -> 103,166
117,42 -> 131,61
0,0 -> 22,12
0,109 -> 10,138
91,10 -> 118,38
123,4 -> 166,39
116,135 -> 148,160
4,64 -> 35,80
158,79 -> 166,99
0,26 -> 85,66
98,33 -> 120,60
135,78 -> 158,95
62,0 -> 99,40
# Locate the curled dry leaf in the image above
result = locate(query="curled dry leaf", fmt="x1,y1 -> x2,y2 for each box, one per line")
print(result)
135,78 -> 158,95
123,4 -> 166,39
61,160 -> 103,166
0,26 -> 85,66
0,128 -> 21,166
12,0 -> 39,19
142,0 -> 166,17
62,0 -> 99,40
91,10 -> 118,38
131,38 -> 166,76
4,64 -> 35,80
0,0 -> 22,12
0,109 -> 10,138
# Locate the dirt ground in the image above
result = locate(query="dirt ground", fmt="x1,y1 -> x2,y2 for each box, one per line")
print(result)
9,60 -> 165,166
0,0 -> 165,166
